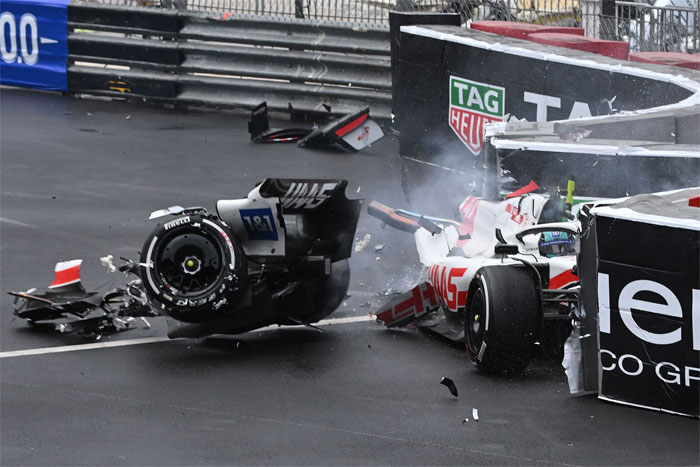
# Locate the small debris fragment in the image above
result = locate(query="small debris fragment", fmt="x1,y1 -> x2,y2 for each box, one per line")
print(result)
462,418 -> 469,424
578,333 -> 591,339
440,377 -> 459,397
354,234 -> 371,252
125,115 -> 131,120
236,341 -> 240,349
357,186 -> 361,194
472,408 -> 479,421
374,244 -> 385,252
100,255 -> 116,273
360,302 -> 371,308
375,256 -> 381,261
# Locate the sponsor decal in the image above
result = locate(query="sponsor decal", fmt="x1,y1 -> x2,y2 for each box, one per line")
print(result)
376,282 -> 437,327
281,182 -> 337,209
164,216 -> 190,231
429,265 -> 468,311
357,126 -> 370,143
240,208 -> 278,241
598,269 -> 700,415
449,76 -> 505,156
505,202 -> 527,225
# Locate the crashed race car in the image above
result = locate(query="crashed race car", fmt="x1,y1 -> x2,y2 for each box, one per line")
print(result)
10,179 -> 362,339
369,181 -> 581,373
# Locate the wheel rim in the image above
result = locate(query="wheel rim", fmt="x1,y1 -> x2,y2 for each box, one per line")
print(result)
154,230 -> 224,297
467,286 -> 486,356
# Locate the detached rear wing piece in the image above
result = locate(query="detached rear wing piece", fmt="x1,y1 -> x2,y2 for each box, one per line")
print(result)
248,102 -> 384,152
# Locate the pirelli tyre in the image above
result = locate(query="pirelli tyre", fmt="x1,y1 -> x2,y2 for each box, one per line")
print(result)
465,265 -> 541,374
140,215 -> 247,323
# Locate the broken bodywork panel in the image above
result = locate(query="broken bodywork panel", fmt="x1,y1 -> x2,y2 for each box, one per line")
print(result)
8,259 -> 156,338
248,102 -> 384,152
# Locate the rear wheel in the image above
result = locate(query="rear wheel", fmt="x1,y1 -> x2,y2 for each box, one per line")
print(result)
140,215 -> 247,323
465,265 -> 540,373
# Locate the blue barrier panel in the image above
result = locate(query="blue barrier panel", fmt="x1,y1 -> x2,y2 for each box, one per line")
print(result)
0,0 -> 69,90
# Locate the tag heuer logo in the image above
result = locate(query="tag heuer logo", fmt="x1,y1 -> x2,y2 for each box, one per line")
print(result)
449,76 -> 505,156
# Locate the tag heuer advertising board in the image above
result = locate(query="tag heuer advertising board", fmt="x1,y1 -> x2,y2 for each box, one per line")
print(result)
448,76 -> 505,156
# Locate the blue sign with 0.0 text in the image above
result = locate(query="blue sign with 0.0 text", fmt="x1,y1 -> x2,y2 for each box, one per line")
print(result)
0,0 -> 70,90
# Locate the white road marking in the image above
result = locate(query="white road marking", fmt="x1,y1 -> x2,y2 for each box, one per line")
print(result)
0,315 -> 376,359
0,217 -> 36,228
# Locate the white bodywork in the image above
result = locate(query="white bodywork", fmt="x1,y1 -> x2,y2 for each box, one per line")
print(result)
416,194 -> 579,313
217,185 -> 286,257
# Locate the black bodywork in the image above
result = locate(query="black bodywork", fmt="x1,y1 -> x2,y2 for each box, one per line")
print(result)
248,102 -> 383,152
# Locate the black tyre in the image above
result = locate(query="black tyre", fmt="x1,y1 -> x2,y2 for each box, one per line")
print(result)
465,265 -> 541,373
140,215 -> 247,323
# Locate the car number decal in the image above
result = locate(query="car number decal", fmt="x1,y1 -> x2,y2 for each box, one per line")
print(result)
240,208 -> 278,241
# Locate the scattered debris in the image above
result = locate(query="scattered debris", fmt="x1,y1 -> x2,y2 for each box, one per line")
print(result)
374,244 -> 385,252
553,123 -> 592,142
357,186 -> 361,194
125,115 -> 131,120
360,302 -> 371,308
8,258 -> 157,339
354,234 -> 371,252
440,377 -> 459,397
472,408 -> 479,421
100,254 -> 116,273
462,418 -> 469,424
375,256 -> 381,261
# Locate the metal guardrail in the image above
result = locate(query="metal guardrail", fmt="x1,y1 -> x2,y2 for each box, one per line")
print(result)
79,0 -> 395,25
67,2 -> 392,119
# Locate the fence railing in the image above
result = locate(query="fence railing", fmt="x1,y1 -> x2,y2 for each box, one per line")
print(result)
80,0 -> 395,25
616,1 -> 699,52
77,0 -> 700,51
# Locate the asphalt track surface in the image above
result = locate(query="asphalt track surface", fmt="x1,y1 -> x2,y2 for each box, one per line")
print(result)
1,87 -> 698,466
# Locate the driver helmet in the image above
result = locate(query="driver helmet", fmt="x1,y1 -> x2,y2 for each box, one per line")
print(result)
538,231 -> 575,257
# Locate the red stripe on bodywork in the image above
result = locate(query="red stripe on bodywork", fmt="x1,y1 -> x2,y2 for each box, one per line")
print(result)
549,269 -> 578,289
50,264 -> 81,288
689,196 -> 700,208
335,114 -> 368,137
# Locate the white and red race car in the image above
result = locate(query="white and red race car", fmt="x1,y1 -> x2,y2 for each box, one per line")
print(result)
368,183 -> 581,373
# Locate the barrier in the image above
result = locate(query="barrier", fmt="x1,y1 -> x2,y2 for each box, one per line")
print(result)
630,51 -> 700,70
469,20 -> 584,39
526,32 -> 630,59
393,22 -> 699,214
0,0 -> 70,90
3,2 -> 392,120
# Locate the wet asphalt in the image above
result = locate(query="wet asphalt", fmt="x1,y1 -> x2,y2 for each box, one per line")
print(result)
1,87 -> 698,466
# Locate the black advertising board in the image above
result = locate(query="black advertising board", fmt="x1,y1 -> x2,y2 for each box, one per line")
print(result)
395,25 -> 697,166
593,199 -> 700,417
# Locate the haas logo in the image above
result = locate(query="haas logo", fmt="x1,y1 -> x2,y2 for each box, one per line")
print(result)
429,265 -> 468,311
281,182 -> 337,209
